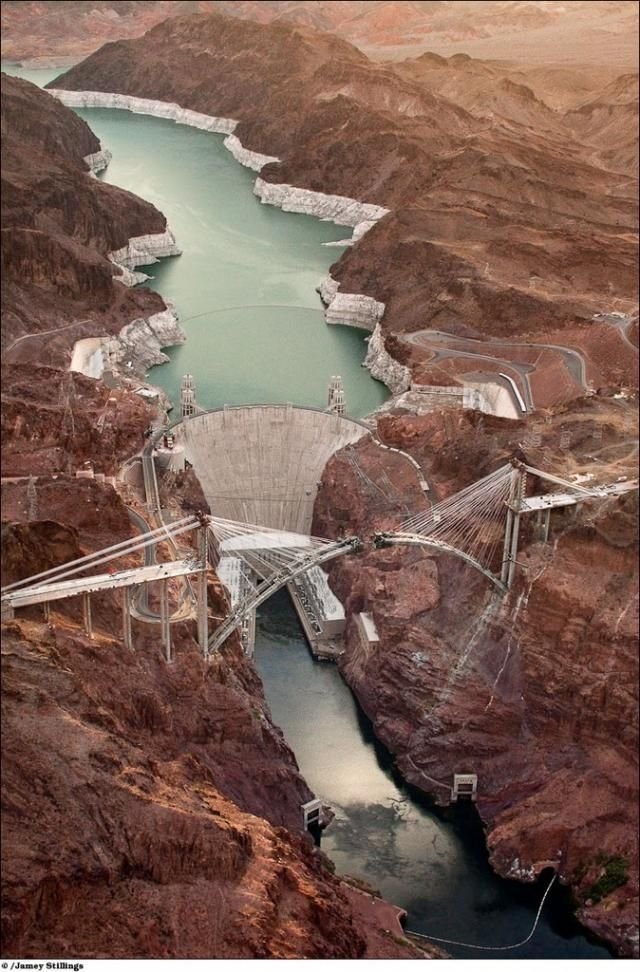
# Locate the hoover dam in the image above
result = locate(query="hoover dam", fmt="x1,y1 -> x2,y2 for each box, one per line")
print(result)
167,405 -> 370,533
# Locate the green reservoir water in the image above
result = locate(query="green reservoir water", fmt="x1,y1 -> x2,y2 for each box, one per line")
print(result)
3,63 -> 387,419
3,63 -> 613,959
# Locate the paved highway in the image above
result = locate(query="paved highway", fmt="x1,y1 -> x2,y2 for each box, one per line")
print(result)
403,328 -> 590,411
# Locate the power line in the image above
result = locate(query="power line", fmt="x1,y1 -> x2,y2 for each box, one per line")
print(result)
407,872 -> 557,952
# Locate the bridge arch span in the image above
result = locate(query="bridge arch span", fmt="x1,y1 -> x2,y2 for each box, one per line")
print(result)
374,532 -> 507,592
207,537 -> 361,654
207,529 -> 508,655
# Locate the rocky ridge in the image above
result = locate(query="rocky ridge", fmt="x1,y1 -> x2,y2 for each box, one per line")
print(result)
2,2 -> 638,69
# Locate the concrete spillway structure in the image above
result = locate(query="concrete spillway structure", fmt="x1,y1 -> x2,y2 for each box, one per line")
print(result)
173,405 -> 370,534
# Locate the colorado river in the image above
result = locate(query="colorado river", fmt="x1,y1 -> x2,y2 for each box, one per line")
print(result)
4,62 -> 613,960
257,593 -> 611,959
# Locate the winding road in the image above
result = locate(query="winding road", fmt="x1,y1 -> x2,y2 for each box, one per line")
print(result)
126,505 -> 196,623
3,319 -> 93,358
403,328 -> 590,413
593,313 -> 639,353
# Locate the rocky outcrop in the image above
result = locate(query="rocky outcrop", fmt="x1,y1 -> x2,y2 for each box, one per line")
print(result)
68,306 -> 186,381
324,292 -> 385,330
1,365 -> 156,477
83,146 -> 112,174
109,229 -> 181,271
319,273 -> 385,331
113,306 -> 185,377
223,134 -> 280,172
318,274 -> 407,395
318,274 -> 340,306
254,177 -> 389,231
114,265 -> 152,287
364,323 -> 411,394
48,88 -> 237,133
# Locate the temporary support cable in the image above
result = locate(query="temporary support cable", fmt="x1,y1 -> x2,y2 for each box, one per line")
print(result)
1,520 -> 199,599
407,872 -> 556,952
1,515 -> 198,594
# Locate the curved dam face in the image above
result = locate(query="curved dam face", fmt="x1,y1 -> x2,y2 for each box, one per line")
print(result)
174,405 -> 369,533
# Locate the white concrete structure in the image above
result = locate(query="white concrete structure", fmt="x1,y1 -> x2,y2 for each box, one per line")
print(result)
69,337 -> 107,378
174,405 -> 370,533
290,565 -> 346,638
217,555 -> 256,653
357,612 -> 380,644
451,773 -> 478,802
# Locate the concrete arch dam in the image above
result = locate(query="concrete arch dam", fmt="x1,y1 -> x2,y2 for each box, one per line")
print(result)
155,404 -> 370,657
165,405 -> 371,534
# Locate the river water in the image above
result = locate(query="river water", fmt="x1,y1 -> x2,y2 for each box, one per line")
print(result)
2,63 -> 387,419
4,62 -> 612,959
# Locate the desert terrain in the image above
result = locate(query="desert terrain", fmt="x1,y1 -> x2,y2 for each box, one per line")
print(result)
1,2 -> 638,959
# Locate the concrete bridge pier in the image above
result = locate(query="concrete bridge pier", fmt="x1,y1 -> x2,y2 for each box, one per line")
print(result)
82,592 -> 93,639
536,507 -> 552,543
122,587 -> 133,650
160,580 -> 172,663
197,526 -> 209,656
501,465 -> 527,588
506,512 -> 521,588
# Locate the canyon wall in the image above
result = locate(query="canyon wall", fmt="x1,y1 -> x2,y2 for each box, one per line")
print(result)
2,9 -> 638,958
1,479 -> 423,959
313,403 -> 639,956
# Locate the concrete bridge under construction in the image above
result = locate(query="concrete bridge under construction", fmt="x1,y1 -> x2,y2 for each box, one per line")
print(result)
2,400 -> 636,663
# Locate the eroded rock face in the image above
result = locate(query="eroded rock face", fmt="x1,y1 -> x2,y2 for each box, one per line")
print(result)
313,402 -> 639,956
112,307 -> 186,378
364,321 -> 411,394
223,134 -> 280,172
1,617 -> 347,958
0,367 -> 155,477
1,74 -> 173,357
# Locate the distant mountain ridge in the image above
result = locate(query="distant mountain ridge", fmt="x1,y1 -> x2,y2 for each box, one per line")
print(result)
2,0 -> 638,67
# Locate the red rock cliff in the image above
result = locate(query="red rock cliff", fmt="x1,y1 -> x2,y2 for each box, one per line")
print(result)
313,402 -> 639,956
